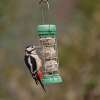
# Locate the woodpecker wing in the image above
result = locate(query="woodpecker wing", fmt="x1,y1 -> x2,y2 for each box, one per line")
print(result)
30,56 -> 37,73
24,55 -> 32,73
24,55 -> 38,84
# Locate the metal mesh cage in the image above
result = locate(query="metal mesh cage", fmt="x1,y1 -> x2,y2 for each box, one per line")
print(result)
37,24 -> 63,85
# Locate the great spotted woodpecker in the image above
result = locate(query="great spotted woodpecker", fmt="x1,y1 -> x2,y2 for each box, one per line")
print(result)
24,45 -> 46,92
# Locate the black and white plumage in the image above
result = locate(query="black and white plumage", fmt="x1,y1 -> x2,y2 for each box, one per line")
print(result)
24,45 -> 46,92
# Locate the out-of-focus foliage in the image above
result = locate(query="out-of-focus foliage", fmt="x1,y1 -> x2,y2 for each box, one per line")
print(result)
0,0 -> 9,16
79,0 -> 99,17
0,0 -> 100,100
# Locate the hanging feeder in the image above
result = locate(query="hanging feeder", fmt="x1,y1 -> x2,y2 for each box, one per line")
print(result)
37,0 -> 63,85
37,25 -> 63,85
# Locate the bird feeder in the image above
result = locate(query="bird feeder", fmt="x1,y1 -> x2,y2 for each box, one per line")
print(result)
37,25 -> 62,85
37,0 -> 62,85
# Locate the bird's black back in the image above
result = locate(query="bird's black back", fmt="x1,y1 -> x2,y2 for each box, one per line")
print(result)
24,55 -> 31,72
24,55 -> 37,73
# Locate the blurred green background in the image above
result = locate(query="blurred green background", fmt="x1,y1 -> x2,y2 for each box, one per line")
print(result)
0,0 -> 100,100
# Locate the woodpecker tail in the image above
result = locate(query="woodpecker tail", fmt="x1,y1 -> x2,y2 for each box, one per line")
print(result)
36,73 -> 46,92
34,77 -> 39,85
32,69 -> 46,92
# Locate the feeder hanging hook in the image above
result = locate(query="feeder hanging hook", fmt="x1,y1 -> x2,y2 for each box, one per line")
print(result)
39,0 -> 50,9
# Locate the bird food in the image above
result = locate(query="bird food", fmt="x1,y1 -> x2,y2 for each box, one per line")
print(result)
40,37 -> 56,45
44,60 -> 58,72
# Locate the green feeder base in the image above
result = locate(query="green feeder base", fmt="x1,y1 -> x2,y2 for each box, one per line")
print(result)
42,74 -> 63,85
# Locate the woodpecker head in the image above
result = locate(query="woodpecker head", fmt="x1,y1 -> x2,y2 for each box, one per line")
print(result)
25,45 -> 37,55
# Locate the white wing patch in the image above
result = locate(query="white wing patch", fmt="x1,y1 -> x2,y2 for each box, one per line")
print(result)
28,56 -> 33,73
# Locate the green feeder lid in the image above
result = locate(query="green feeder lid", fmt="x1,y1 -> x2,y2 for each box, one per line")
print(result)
37,24 -> 56,36
42,74 -> 63,85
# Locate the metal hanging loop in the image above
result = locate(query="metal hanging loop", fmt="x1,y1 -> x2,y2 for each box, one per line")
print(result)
37,0 -> 63,85
39,0 -> 50,9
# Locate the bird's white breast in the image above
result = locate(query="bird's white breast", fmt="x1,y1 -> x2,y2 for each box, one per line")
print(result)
31,54 -> 42,70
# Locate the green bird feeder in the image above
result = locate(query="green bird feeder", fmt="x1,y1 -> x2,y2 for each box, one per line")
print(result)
37,0 -> 63,85
37,24 -> 63,85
